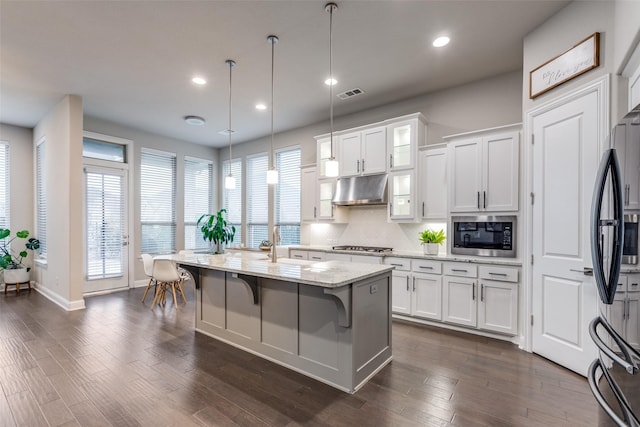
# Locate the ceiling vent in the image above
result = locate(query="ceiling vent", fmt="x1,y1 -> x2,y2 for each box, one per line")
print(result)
337,88 -> 364,100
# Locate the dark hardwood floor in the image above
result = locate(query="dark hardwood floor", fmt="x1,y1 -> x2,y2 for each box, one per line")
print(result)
0,285 -> 605,426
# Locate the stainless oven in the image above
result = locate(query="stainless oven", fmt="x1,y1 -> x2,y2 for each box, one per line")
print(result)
451,216 -> 516,258
623,214 -> 638,265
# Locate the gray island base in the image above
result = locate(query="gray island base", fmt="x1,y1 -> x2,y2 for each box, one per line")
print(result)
174,253 -> 393,393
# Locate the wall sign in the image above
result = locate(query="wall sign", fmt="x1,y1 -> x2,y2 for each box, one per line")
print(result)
529,32 -> 600,99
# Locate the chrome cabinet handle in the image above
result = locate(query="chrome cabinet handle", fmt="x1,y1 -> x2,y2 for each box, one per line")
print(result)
412,276 -> 416,292
419,266 -> 433,270
314,206 -> 317,218
362,158 -> 365,172
480,284 -> 484,302
452,268 -> 468,273
389,154 -> 393,168
483,191 -> 486,209
406,276 -> 409,291
311,256 -> 322,260
472,282 -> 475,300
357,160 -> 360,173
293,254 -> 303,258
390,263 -> 404,266
477,191 -> 480,209
422,202 -> 425,217
489,272 -> 507,276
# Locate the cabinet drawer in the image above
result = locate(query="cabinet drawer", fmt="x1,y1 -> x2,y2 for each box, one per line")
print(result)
289,250 -> 308,260
352,254 -> 382,264
384,257 -> 411,271
626,274 -> 640,292
307,251 -> 326,261
443,263 -> 477,278
412,259 -> 442,274
479,265 -> 519,283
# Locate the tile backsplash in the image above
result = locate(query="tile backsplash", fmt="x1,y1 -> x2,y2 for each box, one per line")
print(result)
302,205 -> 447,254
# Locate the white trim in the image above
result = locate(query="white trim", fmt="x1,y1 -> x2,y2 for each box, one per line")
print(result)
523,74 -> 610,353
34,282 -> 86,311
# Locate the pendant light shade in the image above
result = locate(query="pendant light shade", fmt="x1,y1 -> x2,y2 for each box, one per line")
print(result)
267,35 -> 279,185
225,59 -> 236,190
325,2 -> 339,178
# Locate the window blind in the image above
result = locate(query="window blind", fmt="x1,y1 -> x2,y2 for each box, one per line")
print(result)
140,148 -> 176,254
0,142 -> 8,230
275,147 -> 301,245
222,159 -> 242,246
184,157 -> 213,250
246,154 -> 268,248
85,170 -> 125,279
36,140 -> 47,257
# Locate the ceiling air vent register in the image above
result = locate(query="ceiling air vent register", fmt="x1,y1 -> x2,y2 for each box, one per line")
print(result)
337,88 -> 364,100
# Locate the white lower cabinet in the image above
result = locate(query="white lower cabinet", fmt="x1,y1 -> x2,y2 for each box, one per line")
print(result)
412,272 -> 442,320
388,258 -> 442,320
391,270 -> 412,315
443,275 -> 477,327
611,274 -> 640,350
478,279 -> 518,335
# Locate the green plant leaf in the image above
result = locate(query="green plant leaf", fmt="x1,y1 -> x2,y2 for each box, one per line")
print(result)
15,230 -> 29,239
0,229 -> 9,240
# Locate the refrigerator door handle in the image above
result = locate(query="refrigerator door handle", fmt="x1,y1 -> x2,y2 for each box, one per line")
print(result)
588,358 -> 640,427
591,148 -> 625,304
590,316 -> 640,374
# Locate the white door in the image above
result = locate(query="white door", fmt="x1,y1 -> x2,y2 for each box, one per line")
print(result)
339,132 -> 361,177
83,166 -> 129,293
449,137 -> 482,212
442,276 -> 477,327
391,271 -> 411,314
483,131 -> 520,211
478,280 -> 518,335
531,86 -> 603,376
300,168 -> 317,221
419,148 -> 447,219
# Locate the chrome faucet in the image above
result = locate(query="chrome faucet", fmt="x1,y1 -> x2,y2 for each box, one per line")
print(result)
271,226 -> 280,263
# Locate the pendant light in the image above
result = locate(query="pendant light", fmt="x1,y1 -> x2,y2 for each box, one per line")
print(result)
266,35 -> 279,185
324,2 -> 339,178
224,59 -> 236,190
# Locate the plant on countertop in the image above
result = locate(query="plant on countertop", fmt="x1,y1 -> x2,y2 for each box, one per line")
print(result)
197,209 -> 236,254
419,228 -> 446,245
0,229 -> 40,271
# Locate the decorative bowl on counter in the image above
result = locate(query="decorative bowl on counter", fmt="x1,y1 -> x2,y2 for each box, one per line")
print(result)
259,240 -> 272,251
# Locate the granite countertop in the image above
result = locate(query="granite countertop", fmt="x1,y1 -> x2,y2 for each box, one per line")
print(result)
164,252 -> 394,288
290,245 -> 523,267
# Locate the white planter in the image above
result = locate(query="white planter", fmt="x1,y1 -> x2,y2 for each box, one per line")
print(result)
4,267 -> 29,284
423,243 -> 439,256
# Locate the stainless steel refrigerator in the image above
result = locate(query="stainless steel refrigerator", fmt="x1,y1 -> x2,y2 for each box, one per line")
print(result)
588,103 -> 640,426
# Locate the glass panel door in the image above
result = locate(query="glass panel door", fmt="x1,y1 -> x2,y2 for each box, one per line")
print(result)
84,166 -> 128,293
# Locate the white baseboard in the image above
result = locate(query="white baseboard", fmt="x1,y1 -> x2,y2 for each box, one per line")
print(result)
34,282 -> 86,311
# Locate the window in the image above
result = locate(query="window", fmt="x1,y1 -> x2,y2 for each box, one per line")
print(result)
0,142 -> 8,230
83,137 -> 126,162
36,139 -> 47,257
246,154 -> 268,248
222,159 -> 242,246
184,157 -> 213,250
140,148 -> 176,254
275,147 -> 301,245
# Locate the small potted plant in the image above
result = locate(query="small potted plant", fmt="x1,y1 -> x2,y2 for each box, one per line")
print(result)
419,228 -> 445,256
197,209 -> 236,254
0,229 -> 40,285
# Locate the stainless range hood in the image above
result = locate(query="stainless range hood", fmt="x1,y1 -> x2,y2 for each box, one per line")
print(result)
332,173 -> 388,206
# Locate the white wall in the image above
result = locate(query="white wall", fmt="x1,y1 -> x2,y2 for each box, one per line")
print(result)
0,124 -> 33,233
614,0 -> 640,72
83,116 -> 218,282
32,95 -> 85,310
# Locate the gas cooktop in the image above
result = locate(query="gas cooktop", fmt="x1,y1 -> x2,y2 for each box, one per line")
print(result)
332,245 -> 393,253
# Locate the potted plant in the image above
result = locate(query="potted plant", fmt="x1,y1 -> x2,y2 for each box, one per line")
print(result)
0,229 -> 40,285
419,228 -> 445,256
197,209 -> 236,254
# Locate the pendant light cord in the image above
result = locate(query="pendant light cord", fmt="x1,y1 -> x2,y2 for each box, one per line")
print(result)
228,60 -> 233,167
329,4 -> 334,160
270,37 -> 275,170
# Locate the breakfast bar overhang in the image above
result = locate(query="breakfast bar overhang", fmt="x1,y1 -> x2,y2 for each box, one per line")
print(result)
174,253 -> 394,393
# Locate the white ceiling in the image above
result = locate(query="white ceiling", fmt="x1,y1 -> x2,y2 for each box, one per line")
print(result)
0,0 -> 569,148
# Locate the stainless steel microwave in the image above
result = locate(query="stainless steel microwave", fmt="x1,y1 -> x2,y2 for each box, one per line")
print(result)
451,216 -> 516,258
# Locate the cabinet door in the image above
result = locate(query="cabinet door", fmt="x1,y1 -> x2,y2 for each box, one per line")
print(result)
300,168 -> 317,221
478,280 -> 518,335
483,131 -> 519,211
391,271 -> 412,315
307,251 -> 326,262
361,127 -> 387,175
626,122 -> 640,210
449,137 -> 483,212
289,250 -> 308,260
419,148 -> 447,219
443,276 -> 477,327
388,120 -> 415,171
627,292 -> 640,350
317,180 -> 335,219
412,273 -> 442,320
316,137 -> 332,178
339,132 -> 361,177
389,171 -> 415,221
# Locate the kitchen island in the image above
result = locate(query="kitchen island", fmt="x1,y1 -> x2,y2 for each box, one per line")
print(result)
173,252 -> 394,393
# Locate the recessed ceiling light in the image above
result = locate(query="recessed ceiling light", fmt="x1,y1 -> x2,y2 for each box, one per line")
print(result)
255,103 -> 267,110
192,76 -> 207,85
325,77 -> 337,86
433,36 -> 450,48
184,115 -> 205,126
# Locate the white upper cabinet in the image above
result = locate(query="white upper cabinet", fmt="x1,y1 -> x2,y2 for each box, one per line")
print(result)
387,114 -> 427,172
418,145 -> 447,219
388,171 -> 416,222
339,126 -> 386,177
300,166 -> 348,223
448,125 -> 520,213
613,121 -> 640,210
300,166 -> 318,222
